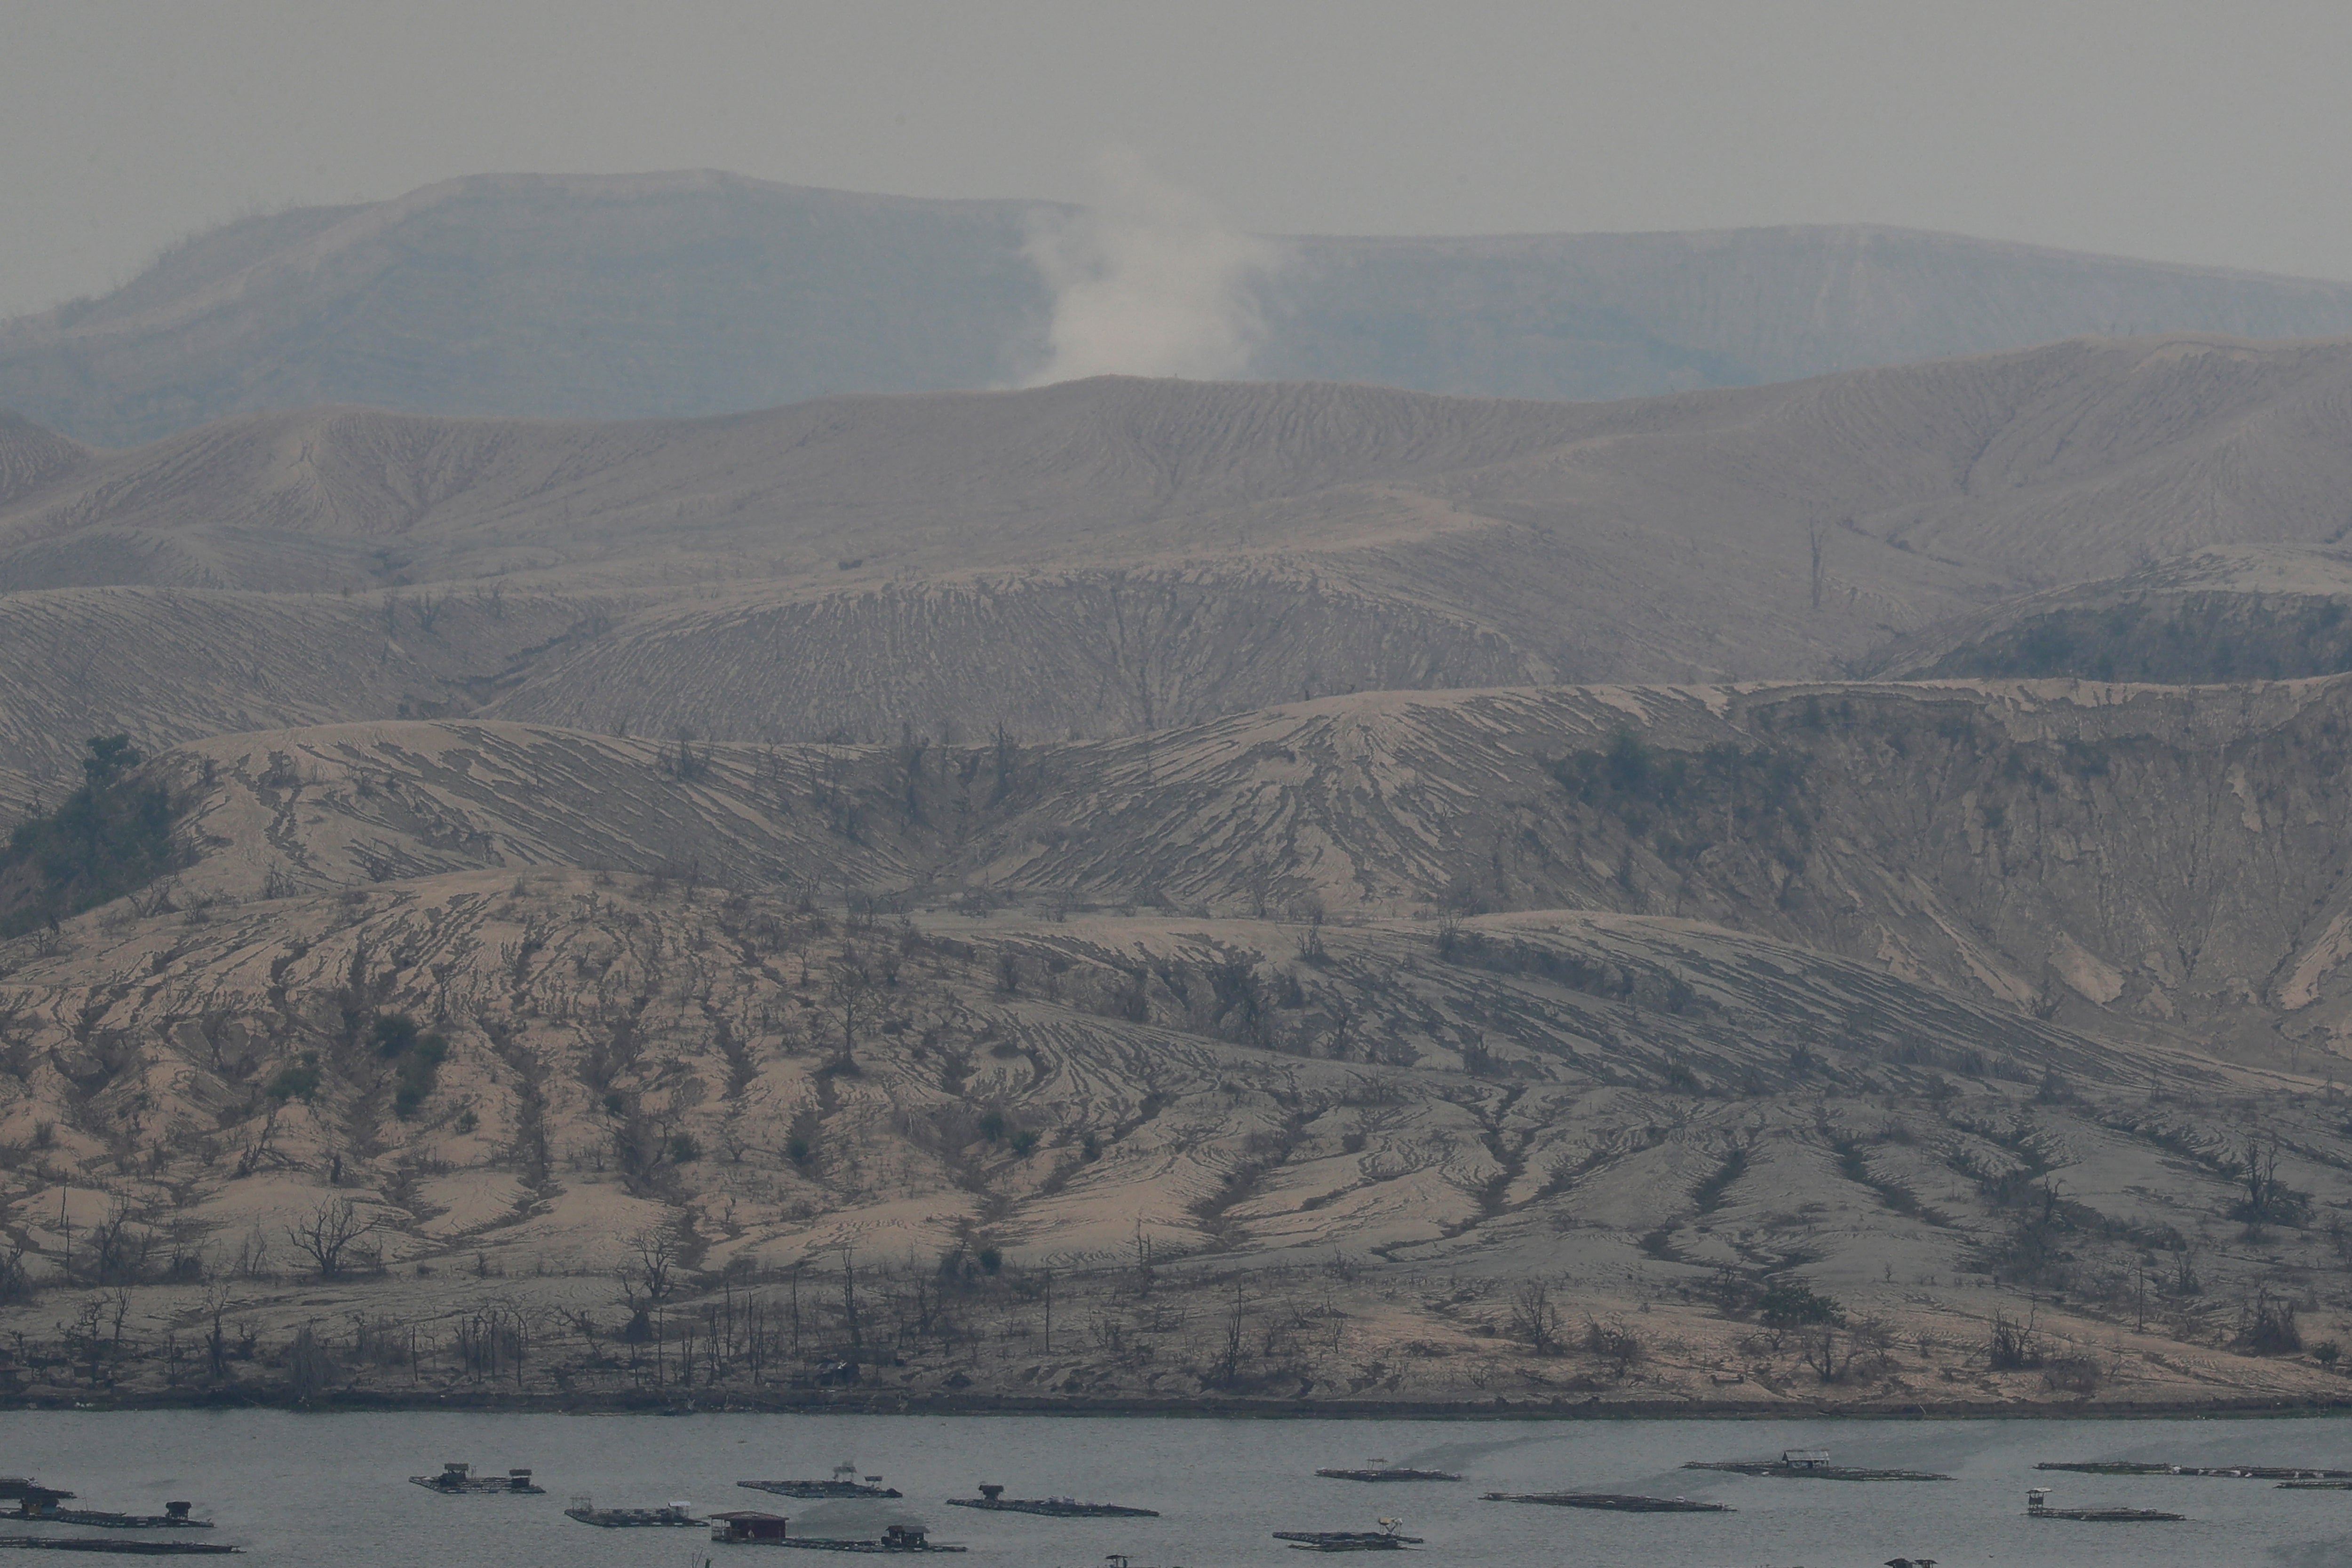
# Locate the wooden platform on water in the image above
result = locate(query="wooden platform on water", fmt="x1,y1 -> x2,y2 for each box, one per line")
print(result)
565,1503 -> 703,1528
0,1544 -> 239,1556
1484,1491 -> 1730,1513
738,1481 -> 903,1500
2039,1461 -> 2352,1480
1273,1531 -> 1422,1552
945,1497 -> 1157,1518
734,1539 -> 965,1553
1684,1460 -> 1950,1481
2030,1505 -> 2185,1522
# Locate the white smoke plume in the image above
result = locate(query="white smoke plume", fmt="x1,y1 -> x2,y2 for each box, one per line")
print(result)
1020,149 -> 1283,385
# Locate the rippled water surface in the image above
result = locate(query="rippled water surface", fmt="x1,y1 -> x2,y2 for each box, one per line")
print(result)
0,1410 -> 2349,1567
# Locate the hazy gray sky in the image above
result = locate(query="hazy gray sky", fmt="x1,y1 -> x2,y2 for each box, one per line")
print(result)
6,0 -> 2352,317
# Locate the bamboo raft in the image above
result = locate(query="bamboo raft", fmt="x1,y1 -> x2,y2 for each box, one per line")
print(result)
2026,1488 -> 2183,1522
0,1545 -> 239,1557
16,1505 -> 205,1532
739,1533 -> 963,1553
1483,1491 -> 1730,1513
565,1499 -> 704,1528
738,1465 -> 902,1501
2028,1506 -> 2185,1522
1684,1461 -> 1949,1481
1273,1527 -> 1422,1553
945,1485 -> 1157,1518
2039,1461 -> 2352,1480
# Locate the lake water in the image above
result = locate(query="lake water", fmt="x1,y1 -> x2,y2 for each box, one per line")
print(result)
0,1410 -> 2347,1567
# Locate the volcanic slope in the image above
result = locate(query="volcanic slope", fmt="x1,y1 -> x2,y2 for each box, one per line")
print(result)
130,673 -> 2352,1064
15,170 -> 2352,442
1875,543 -> 2352,684
12,337 -> 2352,787
2,686 -> 2351,1411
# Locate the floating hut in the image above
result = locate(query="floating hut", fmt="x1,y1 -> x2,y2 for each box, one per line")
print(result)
407,1463 -> 543,1494
713,1511 -> 795,1543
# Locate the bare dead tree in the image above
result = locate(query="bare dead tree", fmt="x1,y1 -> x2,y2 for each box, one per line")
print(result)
826,949 -> 878,1071
285,1197 -> 381,1280
840,1245 -> 862,1360
621,1226 -> 680,1304
2240,1131 -> 2288,1221
1506,1280 -> 1562,1356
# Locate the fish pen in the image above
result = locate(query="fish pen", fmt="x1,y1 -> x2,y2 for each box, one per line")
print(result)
1685,1449 -> 1949,1482
945,1485 -> 1158,1518
565,1497 -> 705,1527
707,1517 -> 965,1553
739,1465 -> 903,1500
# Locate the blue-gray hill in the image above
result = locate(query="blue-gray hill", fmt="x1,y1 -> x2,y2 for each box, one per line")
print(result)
9,170 -> 2352,443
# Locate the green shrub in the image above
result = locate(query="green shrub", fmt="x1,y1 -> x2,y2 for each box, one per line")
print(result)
1549,730 -> 1811,861
1758,1280 -> 1843,1328
0,736 -> 179,937
267,1054 -> 322,1103
390,1031 -> 447,1119
372,1014 -> 419,1057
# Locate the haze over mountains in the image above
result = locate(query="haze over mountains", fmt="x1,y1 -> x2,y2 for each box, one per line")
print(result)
10,170 -> 2352,444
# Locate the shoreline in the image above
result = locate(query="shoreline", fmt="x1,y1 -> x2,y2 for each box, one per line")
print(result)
9,1388 -> 2351,1421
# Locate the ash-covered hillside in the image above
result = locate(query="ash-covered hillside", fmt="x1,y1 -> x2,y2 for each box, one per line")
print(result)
0,680 -> 2345,1411
5,338 -> 2352,800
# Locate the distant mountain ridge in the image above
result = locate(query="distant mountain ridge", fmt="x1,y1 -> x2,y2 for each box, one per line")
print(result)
9,170 -> 2352,443
1,335 -> 2352,791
